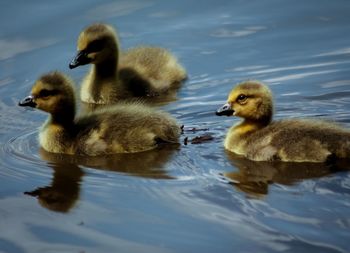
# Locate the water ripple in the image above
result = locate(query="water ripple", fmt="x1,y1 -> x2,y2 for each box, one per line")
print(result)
1,130 -> 49,180
303,91 -> 350,100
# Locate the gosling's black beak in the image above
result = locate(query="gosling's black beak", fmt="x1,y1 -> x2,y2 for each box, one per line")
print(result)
18,95 -> 36,108
69,50 -> 91,69
216,103 -> 234,116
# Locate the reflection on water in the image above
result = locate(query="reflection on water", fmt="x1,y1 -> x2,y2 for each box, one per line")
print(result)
0,38 -> 58,61
85,0 -> 154,19
211,26 -> 266,38
25,146 -> 178,213
225,151 -> 350,198
25,162 -> 83,213
303,91 -> 350,100
40,146 -> 178,179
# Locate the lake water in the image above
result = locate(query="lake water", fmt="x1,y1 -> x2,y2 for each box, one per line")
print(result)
1,1 -> 350,252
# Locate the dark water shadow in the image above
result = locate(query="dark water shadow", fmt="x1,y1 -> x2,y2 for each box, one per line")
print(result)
224,151 -> 350,198
0,238 -> 26,253
25,145 -> 178,213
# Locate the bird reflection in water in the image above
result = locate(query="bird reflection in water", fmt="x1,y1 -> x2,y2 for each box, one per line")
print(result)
25,161 -> 83,213
25,145 -> 178,212
224,151 -> 350,198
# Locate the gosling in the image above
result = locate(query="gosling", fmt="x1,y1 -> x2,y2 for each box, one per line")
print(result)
19,72 -> 180,155
216,80 -> 350,163
69,23 -> 187,104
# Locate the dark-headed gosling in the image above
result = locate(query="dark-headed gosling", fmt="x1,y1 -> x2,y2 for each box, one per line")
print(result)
19,72 -> 181,155
69,23 -> 187,104
216,80 -> 350,163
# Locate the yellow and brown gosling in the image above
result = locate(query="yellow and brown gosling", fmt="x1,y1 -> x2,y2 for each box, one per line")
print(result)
69,23 -> 187,104
19,72 -> 180,155
216,80 -> 350,163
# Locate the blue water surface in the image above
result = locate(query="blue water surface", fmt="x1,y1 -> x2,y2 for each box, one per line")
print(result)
1,1 -> 350,253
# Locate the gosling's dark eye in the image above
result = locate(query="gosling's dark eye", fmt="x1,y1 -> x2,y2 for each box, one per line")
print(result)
87,39 -> 104,53
236,94 -> 247,102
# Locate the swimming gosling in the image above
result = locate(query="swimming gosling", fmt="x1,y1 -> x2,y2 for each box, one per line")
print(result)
69,23 -> 187,104
216,80 -> 350,163
19,72 -> 180,155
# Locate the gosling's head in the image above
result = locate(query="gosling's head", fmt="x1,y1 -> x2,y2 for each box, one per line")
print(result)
69,23 -> 119,69
216,81 -> 273,123
19,72 -> 76,118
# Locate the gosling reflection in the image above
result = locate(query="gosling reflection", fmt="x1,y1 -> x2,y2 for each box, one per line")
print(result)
25,146 -> 178,213
225,151 -> 350,198
40,145 -> 178,179
25,162 -> 83,213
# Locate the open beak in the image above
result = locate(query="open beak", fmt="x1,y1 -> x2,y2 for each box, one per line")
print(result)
18,95 -> 37,108
69,50 -> 91,69
216,103 -> 234,116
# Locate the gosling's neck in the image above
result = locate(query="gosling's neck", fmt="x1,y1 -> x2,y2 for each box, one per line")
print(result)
225,118 -> 269,155
87,54 -> 121,103
91,40 -> 119,83
47,106 -> 76,129
234,116 -> 272,136
38,101 -> 76,154
92,56 -> 118,81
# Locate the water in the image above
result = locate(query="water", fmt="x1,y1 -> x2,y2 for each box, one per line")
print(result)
1,0 -> 350,252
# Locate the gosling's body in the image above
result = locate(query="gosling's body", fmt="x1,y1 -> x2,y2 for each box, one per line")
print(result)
216,81 -> 350,163
119,47 -> 185,94
225,118 -> 350,162
70,23 -> 187,104
19,72 -> 180,155
39,104 -> 180,155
